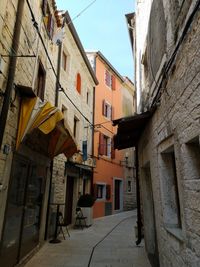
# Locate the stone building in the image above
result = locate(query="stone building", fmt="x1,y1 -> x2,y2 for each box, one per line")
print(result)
51,11 -> 98,226
114,0 -> 200,266
0,1 -> 97,266
121,77 -> 136,210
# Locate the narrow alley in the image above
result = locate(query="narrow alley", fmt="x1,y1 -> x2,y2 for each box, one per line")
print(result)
23,210 -> 150,267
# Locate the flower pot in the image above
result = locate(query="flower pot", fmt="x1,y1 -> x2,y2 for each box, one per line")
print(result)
81,207 -> 93,227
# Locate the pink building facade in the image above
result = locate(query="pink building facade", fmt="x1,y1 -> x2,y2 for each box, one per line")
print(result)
87,51 -> 127,218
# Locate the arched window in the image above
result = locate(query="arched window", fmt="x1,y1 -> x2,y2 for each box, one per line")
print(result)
76,73 -> 81,94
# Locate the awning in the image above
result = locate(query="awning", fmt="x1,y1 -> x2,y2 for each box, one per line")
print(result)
16,97 -> 77,158
75,163 -> 93,171
113,111 -> 153,150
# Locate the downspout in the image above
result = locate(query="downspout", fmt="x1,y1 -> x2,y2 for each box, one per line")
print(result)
45,35 -> 62,240
0,0 -> 25,149
90,86 -> 95,194
135,145 -> 142,245
91,53 -> 97,195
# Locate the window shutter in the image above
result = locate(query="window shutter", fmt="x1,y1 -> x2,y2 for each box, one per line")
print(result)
106,184 -> 111,200
111,139 -> 115,159
99,133 -> 104,155
105,70 -> 109,86
42,0 -> 47,15
93,184 -> 98,199
102,99 -> 105,116
111,106 -> 114,120
111,75 -> 116,90
49,16 -> 54,39
76,73 -> 81,94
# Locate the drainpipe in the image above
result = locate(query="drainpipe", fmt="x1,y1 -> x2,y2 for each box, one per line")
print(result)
55,42 -> 62,107
135,145 -> 142,245
0,0 -> 25,149
91,86 -> 95,194
45,30 -> 62,240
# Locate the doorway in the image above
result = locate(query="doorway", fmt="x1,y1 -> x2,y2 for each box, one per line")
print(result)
0,154 -> 46,267
141,164 -> 160,267
114,179 -> 123,211
65,176 -> 74,225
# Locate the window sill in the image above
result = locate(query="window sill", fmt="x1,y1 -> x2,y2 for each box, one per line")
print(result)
165,227 -> 184,242
96,198 -> 106,202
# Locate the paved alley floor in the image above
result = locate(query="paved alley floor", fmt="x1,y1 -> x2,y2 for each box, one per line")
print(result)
23,210 -> 151,267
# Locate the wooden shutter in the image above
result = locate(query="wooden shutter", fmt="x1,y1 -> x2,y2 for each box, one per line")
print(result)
111,75 -> 116,90
111,106 -> 114,120
42,0 -> 47,15
105,70 -> 109,86
111,139 -> 115,159
48,15 -> 54,39
106,184 -> 111,200
93,184 -> 98,199
102,99 -> 105,116
99,133 -> 104,155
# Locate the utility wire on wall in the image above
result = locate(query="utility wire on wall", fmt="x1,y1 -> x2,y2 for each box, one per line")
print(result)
150,0 -> 200,108
26,0 -> 113,132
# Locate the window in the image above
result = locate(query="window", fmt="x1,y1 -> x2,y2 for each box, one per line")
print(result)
127,180 -> 132,193
97,184 -> 104,198
62,52 -> 67,71
105,70 -> 116,90
184,137 -> 200,180
86,91 -> 90,105
102,100 -> 112,120
93,183 -> 106,200
62,105 -> 67,119
76,73 -> 81,94
42,0 -> 54,39
73,117 -> 79,138
160,146 -> 181,229
36,61 -> 46,101
99,133 -> 112,158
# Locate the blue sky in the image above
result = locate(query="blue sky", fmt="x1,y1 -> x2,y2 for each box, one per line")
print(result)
56,0 -> 135,81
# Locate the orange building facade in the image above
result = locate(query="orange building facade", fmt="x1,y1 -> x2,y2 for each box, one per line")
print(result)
87,51 -> 126,218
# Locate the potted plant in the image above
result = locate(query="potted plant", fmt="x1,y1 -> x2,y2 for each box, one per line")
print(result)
77,194 -> 95,226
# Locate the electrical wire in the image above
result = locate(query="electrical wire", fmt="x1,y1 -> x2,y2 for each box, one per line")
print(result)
151,0 -> 200,108
67,0 -> 97,26
60,87 -> 93,126
26,0 -> 97,128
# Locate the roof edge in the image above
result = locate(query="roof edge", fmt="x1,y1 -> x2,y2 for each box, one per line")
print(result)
65,12 -> 99,85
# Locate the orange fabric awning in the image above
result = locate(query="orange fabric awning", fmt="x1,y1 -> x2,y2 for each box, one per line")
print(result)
16,97 -> 77,158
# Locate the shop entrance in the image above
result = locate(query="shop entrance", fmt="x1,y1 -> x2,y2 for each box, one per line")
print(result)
0,154 -> 45,267
65,176 -> 74,225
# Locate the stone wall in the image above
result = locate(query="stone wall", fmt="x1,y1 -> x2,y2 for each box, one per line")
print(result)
135,1 -> 200,266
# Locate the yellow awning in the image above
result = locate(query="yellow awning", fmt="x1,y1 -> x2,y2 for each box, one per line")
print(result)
16,97 -> 77,158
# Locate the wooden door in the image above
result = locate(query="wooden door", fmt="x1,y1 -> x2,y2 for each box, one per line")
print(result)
65,176 -> 74,225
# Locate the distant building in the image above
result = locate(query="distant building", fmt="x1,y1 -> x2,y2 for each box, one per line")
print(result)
87,51 -> 136,217
115,1 -> 200,266
122,77 -> 136,210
